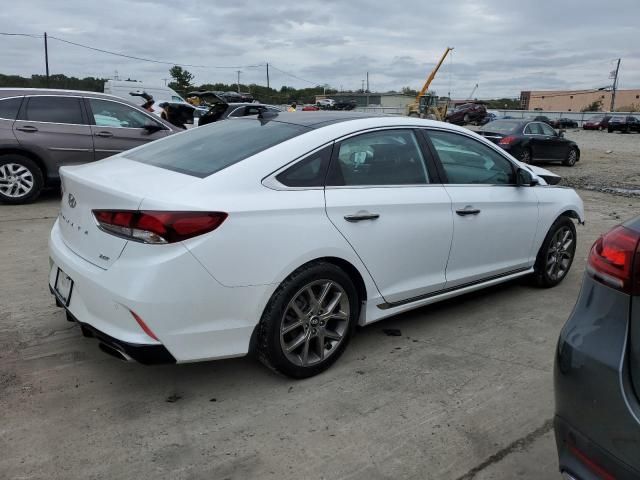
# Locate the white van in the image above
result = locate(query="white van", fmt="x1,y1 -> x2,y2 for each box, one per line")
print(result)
104,80 -> 188,108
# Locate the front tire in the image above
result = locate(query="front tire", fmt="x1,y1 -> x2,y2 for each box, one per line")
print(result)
563,148 -> 578,167
257,262 -> 359,378
0,154 -> 44,204
533,217 -> 577,288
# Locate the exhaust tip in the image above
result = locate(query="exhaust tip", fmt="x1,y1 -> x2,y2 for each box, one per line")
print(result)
99,342 -> 133,362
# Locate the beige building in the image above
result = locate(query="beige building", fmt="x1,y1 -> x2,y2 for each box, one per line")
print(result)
520,89 -> 640,112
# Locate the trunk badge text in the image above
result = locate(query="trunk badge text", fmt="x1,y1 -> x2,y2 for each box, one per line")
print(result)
59,213 -> 88,235
67,193 -> 77,208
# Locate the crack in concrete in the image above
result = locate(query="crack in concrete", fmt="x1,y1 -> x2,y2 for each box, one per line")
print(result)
454,419 -> 554,480
0,215 -> 58,224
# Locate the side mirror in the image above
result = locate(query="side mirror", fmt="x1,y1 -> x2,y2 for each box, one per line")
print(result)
143,122 -> 163,134
516,167 -> 539,187
558,129 -> 565,137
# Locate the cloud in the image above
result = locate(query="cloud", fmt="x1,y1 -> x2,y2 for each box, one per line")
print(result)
0,0 -> 638,98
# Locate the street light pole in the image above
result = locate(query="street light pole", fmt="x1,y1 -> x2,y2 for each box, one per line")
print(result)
236,70 -> 241,93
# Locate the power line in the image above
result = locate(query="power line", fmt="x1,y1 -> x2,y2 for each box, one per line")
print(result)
1,31 -> 263,69
268,64 -> 322,86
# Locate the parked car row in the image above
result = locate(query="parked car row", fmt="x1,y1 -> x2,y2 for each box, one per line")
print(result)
478,119 -> 580,167
0,88 -> 283,203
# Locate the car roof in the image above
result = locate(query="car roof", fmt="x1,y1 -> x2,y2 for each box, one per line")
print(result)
0,87 -> 122,99
259,111 -> 381,128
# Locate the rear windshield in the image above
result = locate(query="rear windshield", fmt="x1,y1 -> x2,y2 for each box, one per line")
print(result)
481,120 -> 520,133
127,119 -> 309,177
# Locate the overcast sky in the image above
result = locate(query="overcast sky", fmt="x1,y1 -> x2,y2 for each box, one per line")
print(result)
1,0 -> 638,98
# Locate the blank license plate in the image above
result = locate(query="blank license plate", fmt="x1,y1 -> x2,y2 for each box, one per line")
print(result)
54,268 -> 74,306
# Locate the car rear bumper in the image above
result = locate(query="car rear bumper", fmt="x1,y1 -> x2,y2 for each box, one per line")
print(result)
554,275 -> 640,478
48,219 -> 275,363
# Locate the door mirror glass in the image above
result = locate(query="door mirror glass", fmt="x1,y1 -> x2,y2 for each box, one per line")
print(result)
517,167 -> 538,186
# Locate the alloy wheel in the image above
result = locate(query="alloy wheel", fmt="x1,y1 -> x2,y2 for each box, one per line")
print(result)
280,279 -> 350,367
546,227 -> 574,281
566,149 -> 577,166
520,149 -> 531,164
0,163 -> 35,198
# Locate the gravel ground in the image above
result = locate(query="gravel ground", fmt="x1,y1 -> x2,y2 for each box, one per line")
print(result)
546,128 -> 640,196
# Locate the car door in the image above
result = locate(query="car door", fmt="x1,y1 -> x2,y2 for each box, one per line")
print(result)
540,122 -> 568,159
523,122 -> 549,159
424,129 -> 539,288
84,97 -> 173,160
324,128 -> 453,304
13,95 -> 94,166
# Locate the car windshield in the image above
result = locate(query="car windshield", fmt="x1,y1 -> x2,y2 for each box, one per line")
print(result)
481,120 -> 520,133
588,116 -> 603,121
126,119 -> 309,177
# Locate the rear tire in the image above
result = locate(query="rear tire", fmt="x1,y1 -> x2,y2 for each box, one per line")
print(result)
563,148 -> 578,167
519,147 -> 532,164
532,217 -> 576,288
0,154 -> 44,205
256,262 -> 359,378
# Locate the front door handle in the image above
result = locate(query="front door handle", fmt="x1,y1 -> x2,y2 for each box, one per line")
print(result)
344,212 -> 380,222
94,131 -> 114,138
456,207 -> 481,216
16,125 -> 38,132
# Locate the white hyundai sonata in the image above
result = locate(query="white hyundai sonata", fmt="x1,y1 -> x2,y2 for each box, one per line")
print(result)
49,112 -> 584,377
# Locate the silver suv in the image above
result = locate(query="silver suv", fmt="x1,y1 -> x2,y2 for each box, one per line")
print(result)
0,88 -> 180,204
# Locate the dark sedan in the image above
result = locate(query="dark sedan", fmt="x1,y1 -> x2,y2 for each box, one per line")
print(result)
608,115 -> 640,133
555,216 -> 640,480
583,115 -> 612,130
550,118 -> 579,129
477,119 -> 580,166
529,115 -> 553,125
445,102 -> 487,125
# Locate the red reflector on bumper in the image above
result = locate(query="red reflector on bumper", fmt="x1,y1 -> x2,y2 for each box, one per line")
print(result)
569,444 -> 616,480
130,310 -> 160,341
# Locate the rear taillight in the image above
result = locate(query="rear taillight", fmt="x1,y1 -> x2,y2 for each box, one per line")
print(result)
498,135 -> 517,145
93,210 -> 227,244
586,225 -> 640,294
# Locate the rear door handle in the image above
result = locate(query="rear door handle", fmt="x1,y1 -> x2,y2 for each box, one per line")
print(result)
344,212 -> 380,222
16,125 -> 38,132
94,131 -> 114,138
456,207 -> 481,216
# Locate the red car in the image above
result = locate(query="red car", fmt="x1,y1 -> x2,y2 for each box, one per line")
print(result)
302,105 -> 320,111
582,115 -> 611,130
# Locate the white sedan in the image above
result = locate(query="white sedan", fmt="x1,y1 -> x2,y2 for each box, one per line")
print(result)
49,113 -> 584,378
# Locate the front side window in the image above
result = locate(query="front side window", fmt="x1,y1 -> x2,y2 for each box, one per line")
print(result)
24,96 -> 84,124
540,123 -> 556,136
326,129 -> 429,186
0,97 -> 23,120
427,130 -> 515,185
89,98 -> 153,128
524,123 -> 543,135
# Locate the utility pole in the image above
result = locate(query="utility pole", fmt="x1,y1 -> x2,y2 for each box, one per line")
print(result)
610,58 -> 621,112
366,72 -> 369,92
162,78 -> 168,86
361,79 -> 365,92
266,63 -> 270,89
44,32 -> 50,88
236,70 -> 241,93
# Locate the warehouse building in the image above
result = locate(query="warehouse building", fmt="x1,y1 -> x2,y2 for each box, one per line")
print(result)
520,89 -> 640,112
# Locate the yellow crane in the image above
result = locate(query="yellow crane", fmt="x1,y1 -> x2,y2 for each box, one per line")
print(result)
406,47 -> 454,120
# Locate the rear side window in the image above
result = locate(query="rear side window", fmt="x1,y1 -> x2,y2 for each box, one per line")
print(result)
88,98 -> 152,128
326,129 -> 429,186
276,145 -> 332,187
127,119 -> 309,178
0,97 -> 23,120
24,96 -> 84,124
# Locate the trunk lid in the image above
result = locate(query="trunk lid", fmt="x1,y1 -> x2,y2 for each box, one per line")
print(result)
476,130 -> 505,144
58,157 -> 200,269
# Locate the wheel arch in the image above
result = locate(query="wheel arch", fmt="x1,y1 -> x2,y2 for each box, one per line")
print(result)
248,255 -> 371,354
559,209 -> 584,225
0,147 -> 48,180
